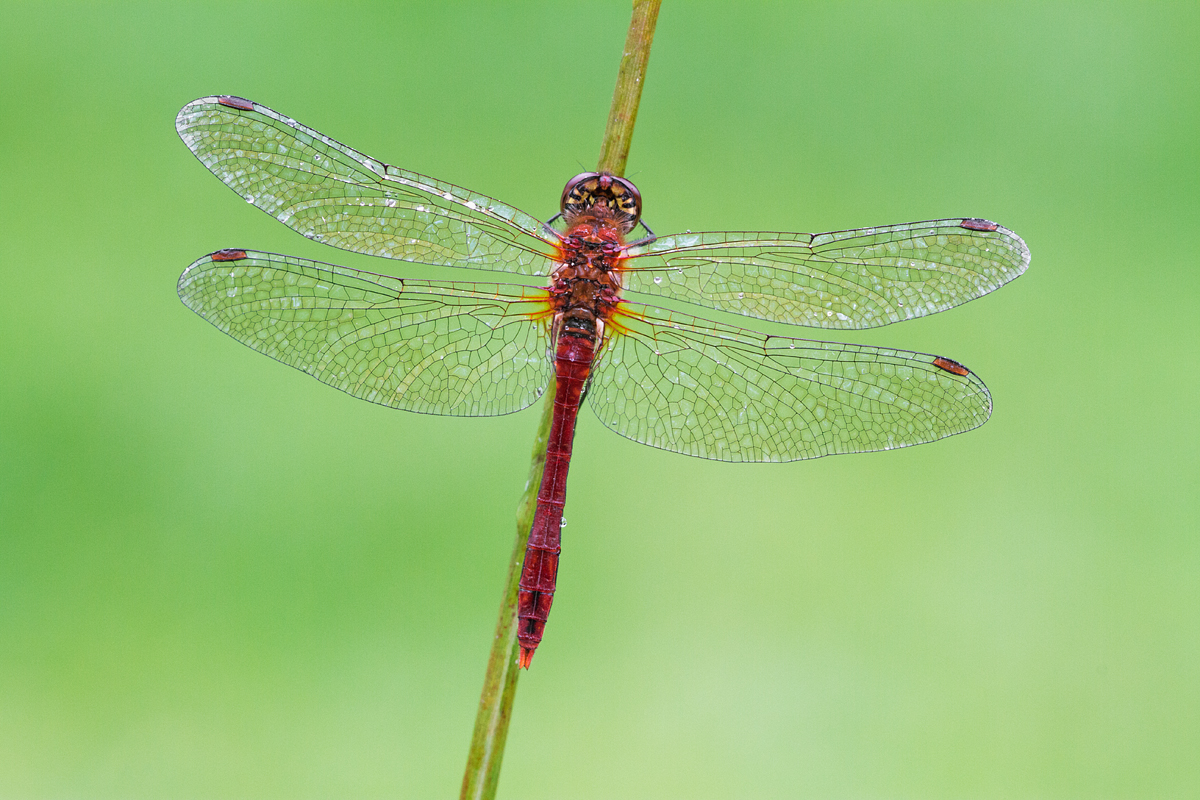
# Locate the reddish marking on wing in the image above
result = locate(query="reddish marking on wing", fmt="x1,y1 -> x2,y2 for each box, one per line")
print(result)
610,248 -> 633,275
933,356 -> 970,376
960,218 -> 999,232
217,95 -> 255,111
550,238 -> 569,267
513,287 -> 555,323
602,301 -> 646,338
210,249 -> 248,261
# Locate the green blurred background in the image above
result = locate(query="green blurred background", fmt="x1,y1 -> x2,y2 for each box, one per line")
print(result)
2,2 -> 1196,797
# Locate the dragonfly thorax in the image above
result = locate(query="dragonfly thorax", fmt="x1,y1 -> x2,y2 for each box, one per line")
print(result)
548,203 -> 627,350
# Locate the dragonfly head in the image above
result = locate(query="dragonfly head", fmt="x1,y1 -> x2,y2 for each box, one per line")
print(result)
560,172 -> 641,234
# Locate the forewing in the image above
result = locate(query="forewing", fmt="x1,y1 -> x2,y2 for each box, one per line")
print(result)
178,250 -> 552,416
623,220 -> 1029,329
176,96 -> 557,276
589,303 -> 991,462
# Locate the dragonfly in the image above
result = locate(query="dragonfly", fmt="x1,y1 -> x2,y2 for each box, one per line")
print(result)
176,95 -> 1029,668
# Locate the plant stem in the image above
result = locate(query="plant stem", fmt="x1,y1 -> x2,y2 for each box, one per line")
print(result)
459,3 -> 661,799
459,393 -> 553,800
598,0 -> 662,177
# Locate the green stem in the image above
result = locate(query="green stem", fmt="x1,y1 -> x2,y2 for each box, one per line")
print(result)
458,390 -> 553,800
598,0 -> 662,177
459,3 -> 661,799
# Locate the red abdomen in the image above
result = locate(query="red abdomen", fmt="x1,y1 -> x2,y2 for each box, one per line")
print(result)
516,328 -> 596,668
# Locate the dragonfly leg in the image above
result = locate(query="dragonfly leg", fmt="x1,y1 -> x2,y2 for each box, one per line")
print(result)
541,214 -> 566,239
625,218 -> 657,248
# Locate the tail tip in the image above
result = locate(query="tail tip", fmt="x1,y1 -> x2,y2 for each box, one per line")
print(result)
518,647 -> 535,669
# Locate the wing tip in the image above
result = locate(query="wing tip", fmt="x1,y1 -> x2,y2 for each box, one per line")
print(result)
177,249 -> 251,299
176,95 -> 257,134
959,216 -> 1031,279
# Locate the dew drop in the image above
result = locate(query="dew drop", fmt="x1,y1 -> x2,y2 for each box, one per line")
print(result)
653,276 -> 662,284
737,292 -> 745,299
560,518 -> 567,528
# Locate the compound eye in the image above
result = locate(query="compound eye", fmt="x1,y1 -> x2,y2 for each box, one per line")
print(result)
560,172 -> 602,216
606,175 -> 642,230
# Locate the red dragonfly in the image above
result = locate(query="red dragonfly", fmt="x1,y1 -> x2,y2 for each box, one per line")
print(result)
176,96 -> 1028,668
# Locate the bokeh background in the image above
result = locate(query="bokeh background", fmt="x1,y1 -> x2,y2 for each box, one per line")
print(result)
2,2 -> 1196,798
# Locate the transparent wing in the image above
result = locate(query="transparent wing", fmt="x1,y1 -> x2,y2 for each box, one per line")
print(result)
178,250 -> 553,416
176,96 -> 558,276
623,219 -> 1029,329
588,302 -> 991,462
